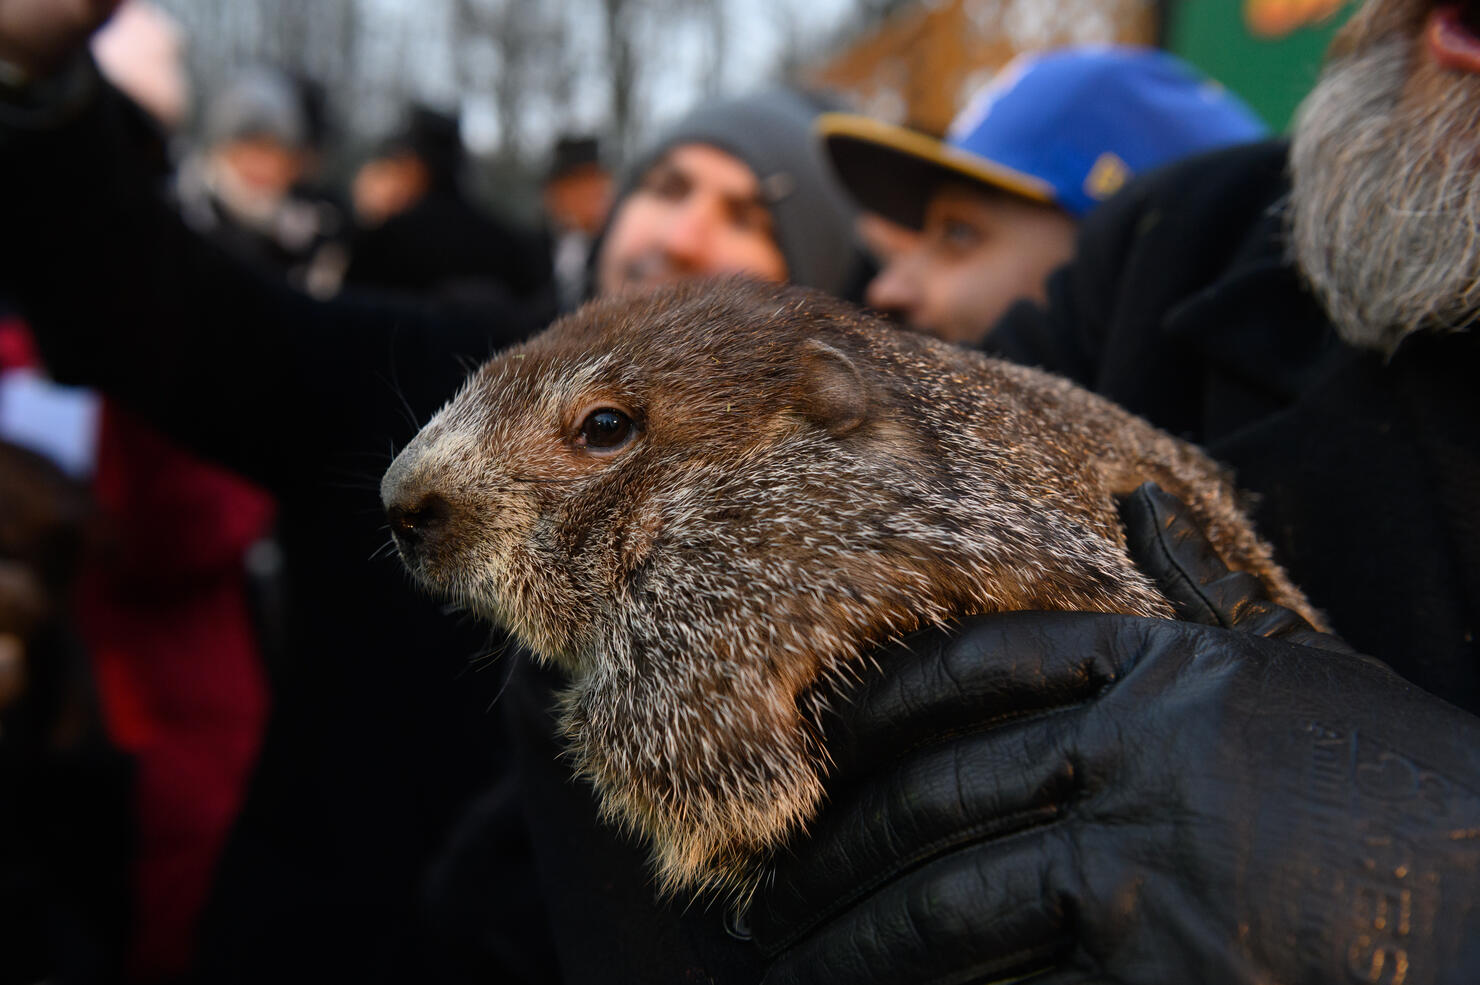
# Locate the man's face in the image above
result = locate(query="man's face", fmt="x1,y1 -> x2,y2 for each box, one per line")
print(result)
543,165 -> 613,237
595,144 -> 788,296
352,152 -> 430,227
864,184 -> 1077,347
1288,0 -> 1480,350
208,135 -> 308,226
214,136 -> 305,197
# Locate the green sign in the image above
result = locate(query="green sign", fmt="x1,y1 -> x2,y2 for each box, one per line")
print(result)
1164,0 -> 1360,132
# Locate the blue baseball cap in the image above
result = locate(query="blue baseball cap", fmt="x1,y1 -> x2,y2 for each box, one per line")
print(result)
819,45 -> 1268,226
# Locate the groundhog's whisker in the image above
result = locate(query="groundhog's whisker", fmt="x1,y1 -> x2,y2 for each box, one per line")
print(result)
477,646 -> 523,712
467,640 -> 512,670
326,475 -> 393,493
374,366 -> 425,435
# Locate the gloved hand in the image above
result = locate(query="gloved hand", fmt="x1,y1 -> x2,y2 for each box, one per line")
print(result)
753,484 -> 1480,985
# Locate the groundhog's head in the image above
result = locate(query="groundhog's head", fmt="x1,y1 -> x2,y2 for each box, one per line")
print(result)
382,279 -> 931,671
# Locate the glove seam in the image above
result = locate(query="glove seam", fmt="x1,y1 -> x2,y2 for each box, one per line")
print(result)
761,801 -> 1070,956
836,673 -> 1116,787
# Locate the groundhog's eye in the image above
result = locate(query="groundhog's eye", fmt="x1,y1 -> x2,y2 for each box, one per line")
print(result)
577,408 -> 637,452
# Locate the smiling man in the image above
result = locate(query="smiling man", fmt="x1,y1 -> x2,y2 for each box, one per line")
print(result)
595,88 -> 862,301
598,143 -> 787,292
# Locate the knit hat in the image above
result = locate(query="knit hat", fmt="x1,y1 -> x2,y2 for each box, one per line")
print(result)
607,88 -> 860,297
820,45 -> 1268,226
202,66 -> 308,149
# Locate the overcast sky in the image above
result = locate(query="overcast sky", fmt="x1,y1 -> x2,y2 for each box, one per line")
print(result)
347,0 -> 867,155
139,0 -> 874,163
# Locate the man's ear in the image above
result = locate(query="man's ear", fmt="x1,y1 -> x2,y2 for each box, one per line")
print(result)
796,339 -> 869,436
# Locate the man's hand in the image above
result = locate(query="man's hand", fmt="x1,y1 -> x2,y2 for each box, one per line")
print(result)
0,0 -> 121,81
753,486 -> 1480,985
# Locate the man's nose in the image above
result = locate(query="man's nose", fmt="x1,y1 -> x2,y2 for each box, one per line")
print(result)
657,197 -> 719,269
865,256 -> 922,319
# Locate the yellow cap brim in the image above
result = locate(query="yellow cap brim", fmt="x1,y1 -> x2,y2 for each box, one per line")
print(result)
817,112 -> 1056,229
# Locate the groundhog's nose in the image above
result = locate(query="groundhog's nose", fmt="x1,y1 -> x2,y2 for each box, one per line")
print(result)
386,492 -> 452,555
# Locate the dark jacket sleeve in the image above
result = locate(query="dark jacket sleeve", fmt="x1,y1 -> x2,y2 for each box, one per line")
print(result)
0,63 -> 539,495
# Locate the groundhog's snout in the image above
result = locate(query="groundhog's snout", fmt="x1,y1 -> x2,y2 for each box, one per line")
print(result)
385,491 -> 451,554
381,450 -> 454,566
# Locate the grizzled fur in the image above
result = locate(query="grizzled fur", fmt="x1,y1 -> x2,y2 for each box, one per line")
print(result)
382,279 -> 1319,898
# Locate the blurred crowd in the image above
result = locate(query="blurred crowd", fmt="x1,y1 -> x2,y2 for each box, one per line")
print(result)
3,7 -> 612,980
1,0 -> 1478,983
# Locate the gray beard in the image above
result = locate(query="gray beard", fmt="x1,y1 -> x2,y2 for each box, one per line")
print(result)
1288,37 -> 1480,353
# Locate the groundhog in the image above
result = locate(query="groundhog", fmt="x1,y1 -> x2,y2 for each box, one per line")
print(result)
381,278 -> 1321,899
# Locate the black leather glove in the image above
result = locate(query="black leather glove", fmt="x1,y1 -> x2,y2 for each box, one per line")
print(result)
753,484 -> 1480,985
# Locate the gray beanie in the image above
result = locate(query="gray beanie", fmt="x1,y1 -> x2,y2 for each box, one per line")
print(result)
609,88 -> 860,298
203,66 -> 307,149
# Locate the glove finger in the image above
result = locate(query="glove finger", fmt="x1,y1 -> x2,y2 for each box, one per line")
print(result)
1117,483 -> 1350,652
1118,482 -> 1244,626
823,610 -> 1146,782
759,830 -> 1074,985
758,714 -> 1083,949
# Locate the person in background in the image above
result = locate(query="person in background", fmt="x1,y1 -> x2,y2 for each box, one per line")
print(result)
590,87 -> 865,303
342,104 -> 552,313
540,134 -> 612,312
820,45 -> 1267,346
172,64 -> 342,284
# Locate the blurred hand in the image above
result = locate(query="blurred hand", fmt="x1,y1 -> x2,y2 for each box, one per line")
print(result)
0,633 -> 23,709
0,560 -> 46,710
753,485 -> 1480,985
0,440 -> 91,716
0,0 -> 123,80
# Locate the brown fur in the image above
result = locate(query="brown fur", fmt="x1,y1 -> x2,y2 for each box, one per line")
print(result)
382,279 -> 1320,897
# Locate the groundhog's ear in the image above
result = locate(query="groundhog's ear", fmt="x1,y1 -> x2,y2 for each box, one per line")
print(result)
796,339 -> 869,436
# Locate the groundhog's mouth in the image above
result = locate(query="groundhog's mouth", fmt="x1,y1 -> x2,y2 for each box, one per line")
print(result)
399,551 -> 521,636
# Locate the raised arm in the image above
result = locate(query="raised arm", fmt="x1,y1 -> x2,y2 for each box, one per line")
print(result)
0,18 -> 538,492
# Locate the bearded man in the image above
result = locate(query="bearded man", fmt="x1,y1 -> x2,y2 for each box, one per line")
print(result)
753,1 -> 1480,982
